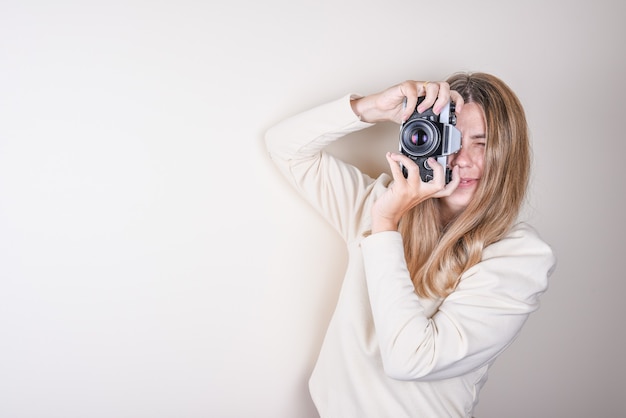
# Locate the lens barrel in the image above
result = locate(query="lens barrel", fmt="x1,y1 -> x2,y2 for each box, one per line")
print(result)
400,119 -> 440,157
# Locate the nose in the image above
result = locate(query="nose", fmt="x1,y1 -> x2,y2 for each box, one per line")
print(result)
449,143 -> 471,168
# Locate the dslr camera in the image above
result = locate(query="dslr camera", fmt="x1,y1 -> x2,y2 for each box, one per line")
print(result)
399,97 -> 461,183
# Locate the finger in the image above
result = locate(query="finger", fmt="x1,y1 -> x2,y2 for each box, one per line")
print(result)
417,81 -> 438,113
399,82 -> 419,122
432,82 -> 452,114
433,166 -> 461,197
438,165 -> 461,196
450,90 -> 465,114
425,157 -> 446,188
386,152 -> 408,182
401,96 -> 417,122
388,152 -> 423,183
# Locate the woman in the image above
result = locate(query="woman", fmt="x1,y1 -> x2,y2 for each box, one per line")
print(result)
265,72 -> 556,417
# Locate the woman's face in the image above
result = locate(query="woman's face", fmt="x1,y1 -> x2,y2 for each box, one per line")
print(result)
440,102 -> 486,219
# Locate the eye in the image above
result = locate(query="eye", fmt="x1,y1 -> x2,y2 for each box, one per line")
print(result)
469,134 -> 486,148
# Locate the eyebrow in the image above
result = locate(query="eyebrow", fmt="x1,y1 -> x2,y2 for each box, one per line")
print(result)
470,134 -> 486,139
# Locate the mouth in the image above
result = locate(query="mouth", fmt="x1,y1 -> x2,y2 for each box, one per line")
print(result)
459,178 -> 479,187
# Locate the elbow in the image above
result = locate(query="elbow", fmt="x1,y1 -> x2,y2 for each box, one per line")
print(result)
379,349 -> 434,381
263,126 -> 291,164
376,324 -> 440,381
264,123 -> 289,155
263,127 -> 277,154
383,365 -> 416,381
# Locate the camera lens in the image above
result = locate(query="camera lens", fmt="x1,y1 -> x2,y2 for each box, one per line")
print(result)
400,120 -> 439,157
412,129 -> 429,146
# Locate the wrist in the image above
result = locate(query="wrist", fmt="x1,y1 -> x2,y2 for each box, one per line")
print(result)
371,217 -> 399,234
351,96 -> 383,123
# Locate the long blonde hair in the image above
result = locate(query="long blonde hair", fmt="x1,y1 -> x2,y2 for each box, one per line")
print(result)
400,72 -> 531,298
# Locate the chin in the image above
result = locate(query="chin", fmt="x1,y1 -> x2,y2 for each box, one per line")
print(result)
441,192 -> 473,215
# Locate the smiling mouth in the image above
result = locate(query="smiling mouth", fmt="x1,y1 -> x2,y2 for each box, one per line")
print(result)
459,178 -> 478,185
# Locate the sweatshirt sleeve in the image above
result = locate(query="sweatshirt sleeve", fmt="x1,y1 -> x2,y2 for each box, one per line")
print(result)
360,223 -> 556,381
264,94 -> 391,242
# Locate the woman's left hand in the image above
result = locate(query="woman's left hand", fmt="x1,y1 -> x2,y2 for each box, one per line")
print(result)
371,152 -> 460,233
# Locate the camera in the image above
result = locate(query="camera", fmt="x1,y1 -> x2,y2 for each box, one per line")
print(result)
399,97 -> 462,183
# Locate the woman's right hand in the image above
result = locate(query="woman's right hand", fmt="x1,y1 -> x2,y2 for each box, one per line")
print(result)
370,152 -> 460,233
351,80 -> 464,124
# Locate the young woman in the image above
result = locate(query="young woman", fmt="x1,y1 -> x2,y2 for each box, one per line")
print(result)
265,72 -> 556,417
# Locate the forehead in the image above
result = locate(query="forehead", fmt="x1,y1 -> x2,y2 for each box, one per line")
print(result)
456,102 -> 486,136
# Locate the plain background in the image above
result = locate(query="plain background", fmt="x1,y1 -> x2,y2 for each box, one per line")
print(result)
1,0 -> 624,417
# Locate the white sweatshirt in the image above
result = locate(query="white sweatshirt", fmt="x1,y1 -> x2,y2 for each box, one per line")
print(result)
265,94 -> 556,418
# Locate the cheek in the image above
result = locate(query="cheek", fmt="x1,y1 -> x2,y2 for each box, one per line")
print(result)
476,154 -> 485,173
472,150 -> 486,173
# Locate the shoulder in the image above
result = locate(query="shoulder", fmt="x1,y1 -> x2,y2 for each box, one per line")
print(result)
456,222 -> 557,302
482,222 -> 555,265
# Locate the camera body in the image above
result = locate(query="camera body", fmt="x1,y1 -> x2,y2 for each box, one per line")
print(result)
399,97 -> 462,183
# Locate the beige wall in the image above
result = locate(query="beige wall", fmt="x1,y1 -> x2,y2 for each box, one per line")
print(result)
1,0 -> 624,417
